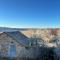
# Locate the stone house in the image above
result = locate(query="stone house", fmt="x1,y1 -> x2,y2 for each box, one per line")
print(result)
0,31 -> 40,59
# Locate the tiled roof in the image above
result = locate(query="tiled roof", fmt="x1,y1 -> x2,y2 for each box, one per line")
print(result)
4,31 -> 29,46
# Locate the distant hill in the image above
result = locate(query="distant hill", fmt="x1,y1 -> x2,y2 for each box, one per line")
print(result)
0,27 -> 59,32
0,27 -> 29,32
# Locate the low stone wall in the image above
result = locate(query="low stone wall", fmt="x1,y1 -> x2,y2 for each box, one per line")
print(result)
0,47 -> 60,60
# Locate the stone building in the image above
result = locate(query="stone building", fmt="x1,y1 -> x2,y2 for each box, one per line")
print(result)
0,31 -> 30,57
0,31 -> 40,59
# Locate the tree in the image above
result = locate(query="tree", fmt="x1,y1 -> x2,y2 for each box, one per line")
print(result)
49,36 -> 60,47
29,31 -> 44,47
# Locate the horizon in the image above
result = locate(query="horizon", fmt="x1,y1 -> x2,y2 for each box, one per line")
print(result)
0,26 -> 60,29
0,0 -> 60,28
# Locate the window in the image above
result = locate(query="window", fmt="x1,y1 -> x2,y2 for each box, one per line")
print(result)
8,44 -> 16,57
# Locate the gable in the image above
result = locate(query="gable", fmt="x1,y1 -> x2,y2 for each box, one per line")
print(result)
0,31 -> 29,46
0,33 -> 20,45
4,31 -> 29,46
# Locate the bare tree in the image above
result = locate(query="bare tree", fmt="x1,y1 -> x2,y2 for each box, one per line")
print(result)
29,30 -> 44,47
49,36 -> 60,47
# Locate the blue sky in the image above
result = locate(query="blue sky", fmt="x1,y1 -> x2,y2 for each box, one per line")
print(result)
0,0 -> 60,28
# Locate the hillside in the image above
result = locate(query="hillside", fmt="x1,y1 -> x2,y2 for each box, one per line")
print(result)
21,29 -> 60,47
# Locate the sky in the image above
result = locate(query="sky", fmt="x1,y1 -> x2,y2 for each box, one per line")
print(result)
0,0 -> 60,28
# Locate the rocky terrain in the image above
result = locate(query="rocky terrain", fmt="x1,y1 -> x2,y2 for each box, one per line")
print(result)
21,29 -> 60,41
21,29 -> 60,47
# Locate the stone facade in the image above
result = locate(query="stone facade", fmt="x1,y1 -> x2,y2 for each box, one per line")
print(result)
0,32 -> 40,59
0,33 -> 20,57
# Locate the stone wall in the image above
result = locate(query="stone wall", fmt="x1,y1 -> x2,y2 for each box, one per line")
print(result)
0,33 -> 22,57
0,33 -> 41,59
